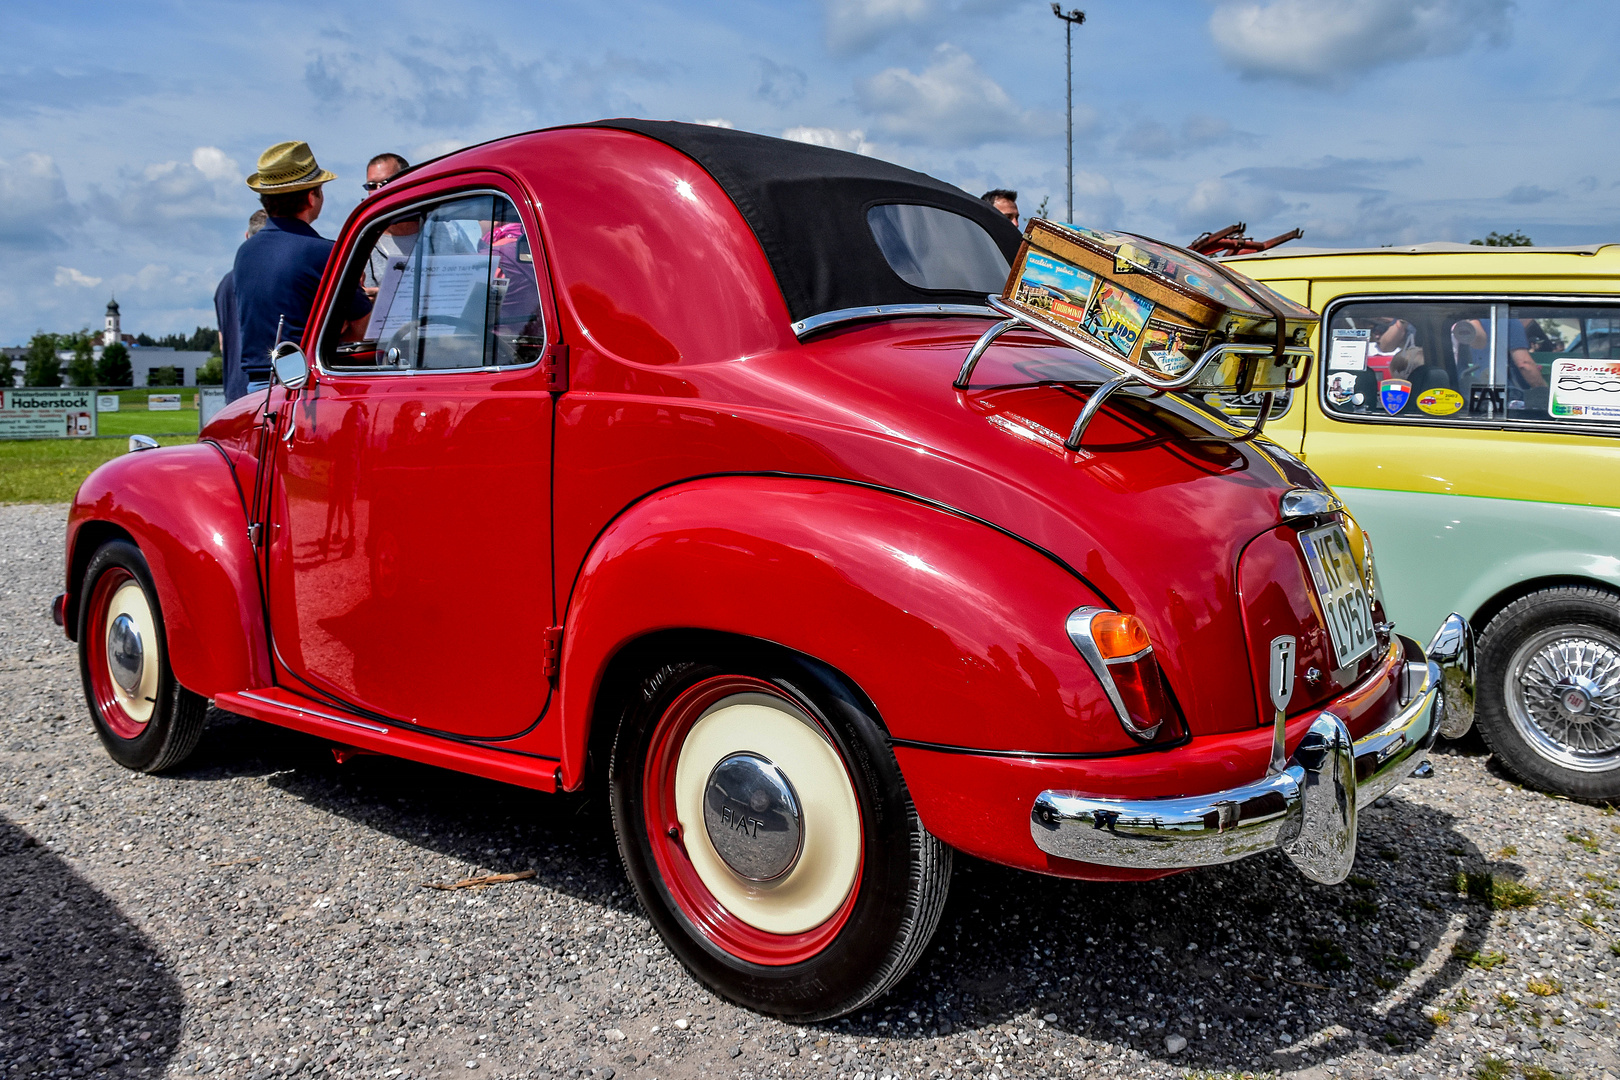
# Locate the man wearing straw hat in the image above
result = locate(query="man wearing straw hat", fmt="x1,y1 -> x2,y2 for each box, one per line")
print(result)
231,141 -> 366,397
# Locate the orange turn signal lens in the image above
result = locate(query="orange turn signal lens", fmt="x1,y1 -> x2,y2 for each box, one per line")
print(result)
1089,611 -> 1152,660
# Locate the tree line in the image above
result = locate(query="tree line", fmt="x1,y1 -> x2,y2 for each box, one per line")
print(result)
3,327 -> 223,388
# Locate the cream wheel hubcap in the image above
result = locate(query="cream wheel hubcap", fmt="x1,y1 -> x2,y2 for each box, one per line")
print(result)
105,580 -> 159,725
672,693 -> 860,934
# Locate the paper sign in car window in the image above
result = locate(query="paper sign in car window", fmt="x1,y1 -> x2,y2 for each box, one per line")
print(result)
1330,328 -> 1369,371
1014,253 -> 1098,331
1083,282 -> 1156,358
1549,358 -> 1620,420
417,254 -> 491,336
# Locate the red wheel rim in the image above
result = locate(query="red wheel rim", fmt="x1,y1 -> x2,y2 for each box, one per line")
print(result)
85,566 -> 153,740
643,675 -> 863,966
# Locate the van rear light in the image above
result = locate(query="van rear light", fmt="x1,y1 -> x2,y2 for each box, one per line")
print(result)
1066,607 -> 1184,743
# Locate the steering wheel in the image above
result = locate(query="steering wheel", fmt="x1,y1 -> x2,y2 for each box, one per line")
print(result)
384,316 -> 477,368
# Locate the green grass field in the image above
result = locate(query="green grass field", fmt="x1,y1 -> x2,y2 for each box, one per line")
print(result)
95,407 -> 200,437
0,436 -> 198,504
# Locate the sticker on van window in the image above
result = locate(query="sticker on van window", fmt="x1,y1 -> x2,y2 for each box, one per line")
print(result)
1326,371 -> 1358,406
1330,328 -> 1369,371
1416,387 -> 1464,416
1549,358 -> 1620,420
1379,378 -> 1411,415
1469,385 -> 1506,415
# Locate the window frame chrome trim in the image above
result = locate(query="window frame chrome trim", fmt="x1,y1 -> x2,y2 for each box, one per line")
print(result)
1316,292 -> 1620,438
317,186 -> 549,379
792,304 -> 995,339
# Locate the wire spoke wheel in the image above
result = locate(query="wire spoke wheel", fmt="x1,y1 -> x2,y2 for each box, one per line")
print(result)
1477,586 -> 1620,800
1506,627 -> 1620,771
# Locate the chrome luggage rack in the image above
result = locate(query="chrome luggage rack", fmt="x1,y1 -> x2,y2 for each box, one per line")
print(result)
955,295 -> 1313,450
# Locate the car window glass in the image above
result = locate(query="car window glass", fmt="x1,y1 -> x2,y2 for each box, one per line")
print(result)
1508,304 -> 1620,425
866,203 -> 1010,293
1323,300 -> 1495,422
326,192 -> 545,373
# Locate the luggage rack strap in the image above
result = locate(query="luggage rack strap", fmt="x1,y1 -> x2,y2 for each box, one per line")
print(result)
956,294 -> 1311,450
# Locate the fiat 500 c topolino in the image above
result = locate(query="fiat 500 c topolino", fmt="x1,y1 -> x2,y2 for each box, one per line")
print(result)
57,121 -> 1471,1020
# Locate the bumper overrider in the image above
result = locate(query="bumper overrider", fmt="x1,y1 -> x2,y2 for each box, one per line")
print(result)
1030,614 -> 1475,885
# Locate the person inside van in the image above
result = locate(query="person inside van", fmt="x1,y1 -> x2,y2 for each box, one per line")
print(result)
1451,317 -> 1548,389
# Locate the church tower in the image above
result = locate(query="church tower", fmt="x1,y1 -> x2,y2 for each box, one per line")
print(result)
103,297 -> 121,347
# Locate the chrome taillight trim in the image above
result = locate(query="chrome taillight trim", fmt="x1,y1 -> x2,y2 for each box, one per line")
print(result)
1066,606 -> 1162,742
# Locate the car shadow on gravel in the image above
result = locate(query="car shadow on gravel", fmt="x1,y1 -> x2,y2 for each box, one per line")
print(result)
0,817 -> 183,1079
861,791 -> 1499,1075
175,709 -> 1498,1075
179,708 -> 634,906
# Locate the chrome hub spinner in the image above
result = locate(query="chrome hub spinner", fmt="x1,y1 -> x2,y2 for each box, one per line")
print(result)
702,752 -> 803,882
107,613 -> 145,694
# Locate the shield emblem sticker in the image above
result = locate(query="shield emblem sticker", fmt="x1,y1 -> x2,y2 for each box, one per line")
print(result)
1379,378 -> 1412,415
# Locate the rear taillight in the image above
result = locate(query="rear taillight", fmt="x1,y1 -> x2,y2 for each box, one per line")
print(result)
1067,607 -> 1183,743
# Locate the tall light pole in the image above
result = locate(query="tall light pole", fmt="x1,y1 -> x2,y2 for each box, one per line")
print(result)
1051,5 -> 1085,224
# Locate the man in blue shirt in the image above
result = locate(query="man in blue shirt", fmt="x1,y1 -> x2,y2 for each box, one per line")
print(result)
214,210 -> 266,401
232,141 -> 367,399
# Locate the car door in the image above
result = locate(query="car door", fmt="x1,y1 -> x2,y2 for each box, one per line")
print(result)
265,186 -> 559,738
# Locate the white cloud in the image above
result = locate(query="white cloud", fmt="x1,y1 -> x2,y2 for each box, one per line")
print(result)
692,118 -> 736,128
411,139 -> 467,163
54,266 -> 102,288
1068,171 -> 1124,229
824,0 -> 932,53
782,126 -> 877,156
856,45 -> 1056,147
190,146 -> 238,183
1209,0 -> 1512,86
0,153 -> 73,250
1177,177 -> 1286,233
1506,184 -> 1556,204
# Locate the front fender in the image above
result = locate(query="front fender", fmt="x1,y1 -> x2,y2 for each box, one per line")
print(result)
67,442 -> 269,697
557,475 -> 1136,790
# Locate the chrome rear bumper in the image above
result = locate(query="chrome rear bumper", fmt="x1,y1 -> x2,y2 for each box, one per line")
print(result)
1029,615 -> 1474,885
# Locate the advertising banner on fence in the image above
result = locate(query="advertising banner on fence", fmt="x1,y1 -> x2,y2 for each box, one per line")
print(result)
0,388 -> 97,439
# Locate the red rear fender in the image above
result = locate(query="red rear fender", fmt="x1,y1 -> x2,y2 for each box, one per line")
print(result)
555,476 -> 1138,789
67,443 -> 269,697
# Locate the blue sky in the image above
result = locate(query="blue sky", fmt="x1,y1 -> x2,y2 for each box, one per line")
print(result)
3,0 -> 1618,345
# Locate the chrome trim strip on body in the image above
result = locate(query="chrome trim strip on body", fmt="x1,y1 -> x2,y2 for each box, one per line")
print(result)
236,690 -> 391,734
1030,625 -> 1453,884
792,304 -> 996,339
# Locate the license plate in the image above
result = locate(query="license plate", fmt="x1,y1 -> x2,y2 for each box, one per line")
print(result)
1298,524 -> 1377,668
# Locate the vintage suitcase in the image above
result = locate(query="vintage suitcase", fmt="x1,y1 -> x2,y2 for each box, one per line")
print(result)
1000,220 -> 1317,393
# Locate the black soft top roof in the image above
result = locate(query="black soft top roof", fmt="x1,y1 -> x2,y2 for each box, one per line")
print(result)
579,119 -> 1023,326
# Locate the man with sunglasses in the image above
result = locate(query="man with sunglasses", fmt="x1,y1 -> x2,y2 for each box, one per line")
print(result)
360,153 -> 417,297
364,152 -> 408,194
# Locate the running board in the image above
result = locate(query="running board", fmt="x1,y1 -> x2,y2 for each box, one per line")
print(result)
215,687 -> 561,793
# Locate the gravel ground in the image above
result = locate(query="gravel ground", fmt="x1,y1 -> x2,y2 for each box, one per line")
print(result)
2,500 -> 1618,1080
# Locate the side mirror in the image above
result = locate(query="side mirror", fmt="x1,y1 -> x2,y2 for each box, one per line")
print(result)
270,342 -> 309,391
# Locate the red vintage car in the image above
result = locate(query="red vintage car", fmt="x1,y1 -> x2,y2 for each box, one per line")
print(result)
56,121 -> 1472,1021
